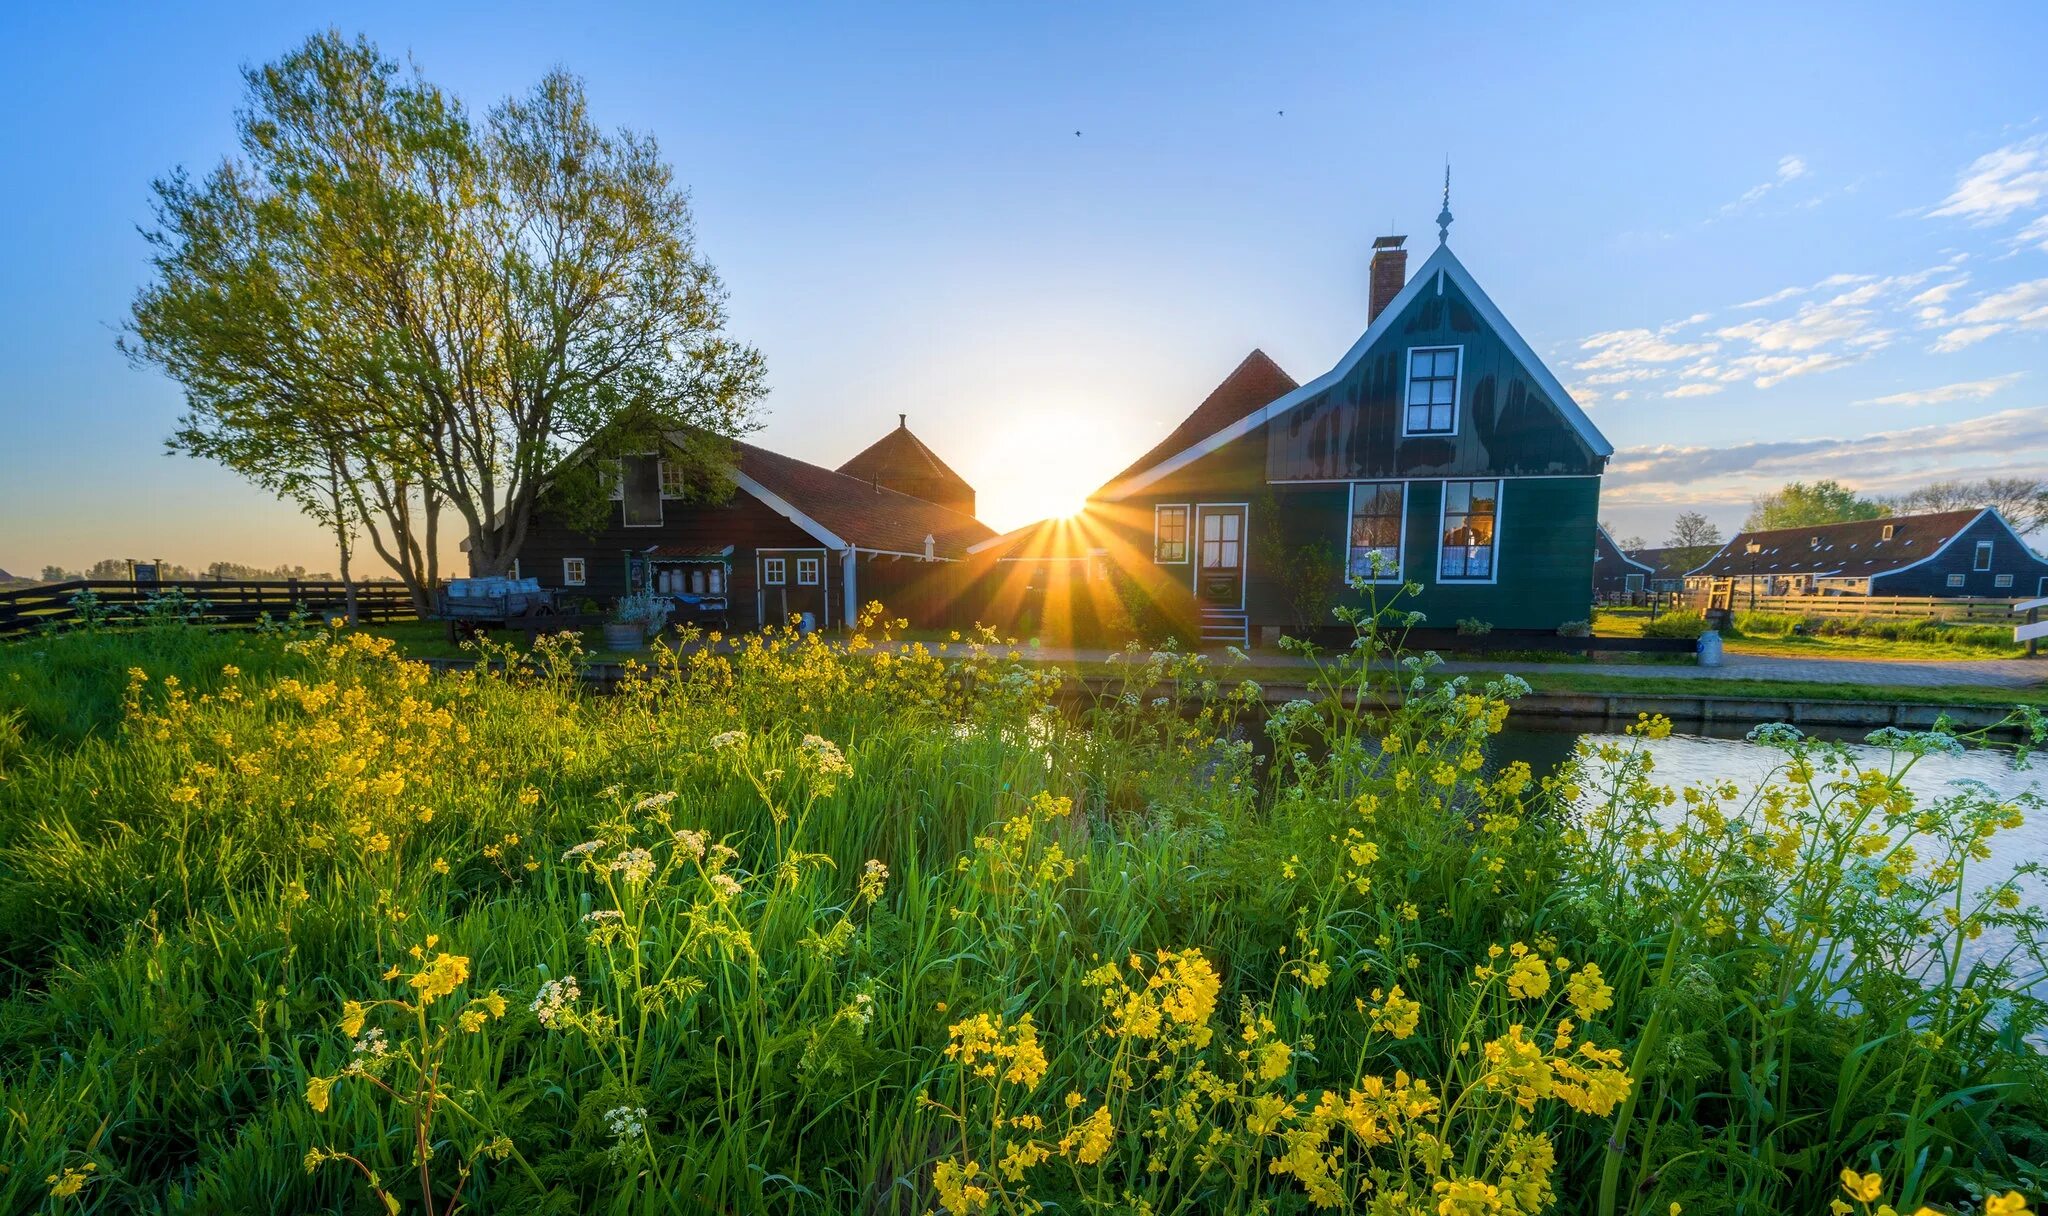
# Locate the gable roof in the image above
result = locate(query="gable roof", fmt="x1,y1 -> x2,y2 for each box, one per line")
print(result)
836,418 -> 976,499
1106,350 -> 1299,485
1595,526 -> 1655,574
1627,545 -> 1709,578
1097,243 -> 1612,500
729,439 -> 995,558
1683,510 -> 1986,580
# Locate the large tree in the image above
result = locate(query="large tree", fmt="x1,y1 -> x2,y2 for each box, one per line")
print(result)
1889,477 -> 2048,535
126,32 -> 764,605
1659,510 -> 1722,568
1743,480 -> 1890,532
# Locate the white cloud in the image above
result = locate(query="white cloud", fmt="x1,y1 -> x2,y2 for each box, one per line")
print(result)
1721,153 -> 1811,216
1857,373 -> 2023,406
1575,326 -> 1719,371
1931,278 -> 2048,350
1930,135 -> 2048,225
1665,383 -> 1723,398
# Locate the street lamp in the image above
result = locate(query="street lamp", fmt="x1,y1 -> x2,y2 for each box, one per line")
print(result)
1745,541 -> 1762,613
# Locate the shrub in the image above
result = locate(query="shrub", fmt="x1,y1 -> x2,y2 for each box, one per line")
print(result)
1557,619 -> 1592,638
1641,609 -> 1709,639
1454,616 -> 1493,636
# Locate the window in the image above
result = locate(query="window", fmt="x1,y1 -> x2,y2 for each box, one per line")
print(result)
1996,573 -> 2014,588
1154,505 -> 1190,563
562,557 -> 586,587
659,460 -> 688,500
763,557 -> 786,585
1347,482 -> 1406,580
1947,573 -> 1966,588
1404,347 -> 1460,435
1625,573 -> 1645,593
1880,524 -> 1895,541
621,454 -> 662,526
1439,479 -> 1501,581
796,557 -> 821,586
1199,510 -> 1241,570
1974,540 -> 1994,571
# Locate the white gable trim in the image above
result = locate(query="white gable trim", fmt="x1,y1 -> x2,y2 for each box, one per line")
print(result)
1096,244 -> 1612,502
1598,526 -> 1656,574
734,472 -> 850,551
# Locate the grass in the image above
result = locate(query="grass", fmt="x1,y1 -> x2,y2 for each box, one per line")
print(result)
1596,606 -> 2029,659
4,614 -> 2046,1213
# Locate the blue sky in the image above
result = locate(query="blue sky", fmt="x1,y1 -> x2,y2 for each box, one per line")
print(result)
3,2 -> 2047,574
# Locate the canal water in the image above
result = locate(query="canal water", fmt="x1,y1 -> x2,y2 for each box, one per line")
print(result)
1493,718 -> 2048,977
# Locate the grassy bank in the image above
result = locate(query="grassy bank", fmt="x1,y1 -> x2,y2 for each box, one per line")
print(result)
2,616 -> 2044,1213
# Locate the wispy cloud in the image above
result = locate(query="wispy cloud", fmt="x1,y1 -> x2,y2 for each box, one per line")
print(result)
1719,154 -> 1809,217
1603,408 -> 2048,507
1926,278 -> 2048,351
1857,372 -> 2023,406
1930,134 -> 2048,248
1665,383 -> 1722,399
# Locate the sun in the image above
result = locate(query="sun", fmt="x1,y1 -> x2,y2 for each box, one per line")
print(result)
968,406 -> 1127,532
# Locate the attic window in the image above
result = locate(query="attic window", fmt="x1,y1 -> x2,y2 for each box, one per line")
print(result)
1403,347 -> 1460,436
1974,541 -> 1994,571
1881,524 -> 1895,541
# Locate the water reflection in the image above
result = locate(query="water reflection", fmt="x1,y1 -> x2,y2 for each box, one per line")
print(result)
1494,720 -> 2048,978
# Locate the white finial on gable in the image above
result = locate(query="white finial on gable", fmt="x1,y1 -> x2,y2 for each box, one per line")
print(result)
1437,161 -> 1454,245
923,533 -> 935,560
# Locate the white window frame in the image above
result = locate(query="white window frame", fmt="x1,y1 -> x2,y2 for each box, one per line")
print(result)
763,557 -> 786,586
1401,346 -> 1463,437
1153,504 -> 1190,563
659,459 -> 688,500
1946,573 -> 1966,588
1974,540 -> 1994,571
1995,573 -> 2014,588
1344,481 -> 1407,582
796,556 -> 821,586
562,557 -> 586,587
1436,479 -> 1503,584
1880,524 -> 1895,540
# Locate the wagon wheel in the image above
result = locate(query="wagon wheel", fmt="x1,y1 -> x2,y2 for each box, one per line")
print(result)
529,602 -> 556,617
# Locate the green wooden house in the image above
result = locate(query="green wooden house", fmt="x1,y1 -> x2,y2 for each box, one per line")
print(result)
1080,220 -> 1613,646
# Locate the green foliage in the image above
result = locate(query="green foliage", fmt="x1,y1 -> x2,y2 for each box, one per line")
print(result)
1744,479 -> 1891,531
1734,610 -> 2017,651
1455,616 -> 1494,637
1641,610 -> 1709,639
1,610 -> 2045,1214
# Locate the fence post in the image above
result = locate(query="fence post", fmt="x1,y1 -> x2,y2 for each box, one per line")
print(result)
2031,605 -> 2039,658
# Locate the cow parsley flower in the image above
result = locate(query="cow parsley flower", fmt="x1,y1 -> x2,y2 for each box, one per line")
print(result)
609,847 -> 655,885
530,976 -> 581,1028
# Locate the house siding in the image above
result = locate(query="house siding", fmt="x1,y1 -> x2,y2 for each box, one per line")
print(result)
1869,513 -> 2048,597
516,492 -> 821,623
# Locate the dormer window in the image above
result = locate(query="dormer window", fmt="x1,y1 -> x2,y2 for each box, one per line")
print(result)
1403,347 -> 1461,436
1881,524 -> 1895,541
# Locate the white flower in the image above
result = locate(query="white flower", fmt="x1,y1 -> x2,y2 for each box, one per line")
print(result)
581,909 -> 623,926
351,1027 -> 389,1058
672,829 -> 708,861
796,734 -> 853,780
708,730 -> 747,751
561,839 -> 607,863
632,791 -> 678,812
530,976 -> 582,1028
604,1105 -> 648,1139
709,873 -> 743,900
610,847 -> 655,885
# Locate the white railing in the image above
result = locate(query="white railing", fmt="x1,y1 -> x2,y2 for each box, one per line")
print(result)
2013,597 -> 2048,652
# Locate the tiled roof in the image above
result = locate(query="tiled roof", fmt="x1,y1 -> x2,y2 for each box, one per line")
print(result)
1105,349 -> 1298,486
836,419 -> 974,498
732,439 -> 996,558
1685,510 -> 1982,579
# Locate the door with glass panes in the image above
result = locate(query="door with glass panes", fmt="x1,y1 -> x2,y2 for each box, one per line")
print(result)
1193,505 -> 1246,609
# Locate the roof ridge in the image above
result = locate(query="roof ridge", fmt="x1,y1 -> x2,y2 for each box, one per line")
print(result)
737,438 -> 987,531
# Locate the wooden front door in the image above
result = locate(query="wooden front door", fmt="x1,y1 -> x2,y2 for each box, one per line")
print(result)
1193,504 -> 1247,609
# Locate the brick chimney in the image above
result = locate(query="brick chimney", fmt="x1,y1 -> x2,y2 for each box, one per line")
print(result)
1368,235 -> 1408,323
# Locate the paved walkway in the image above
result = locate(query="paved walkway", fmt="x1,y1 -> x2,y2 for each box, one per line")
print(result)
1007,646 -> 2047,690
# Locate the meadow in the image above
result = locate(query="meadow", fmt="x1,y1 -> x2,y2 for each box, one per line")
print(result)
2,605 -> 2046,1215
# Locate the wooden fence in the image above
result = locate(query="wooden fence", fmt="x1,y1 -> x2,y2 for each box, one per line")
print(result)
1683,587 -> 2024,623
0,579 -> 419,638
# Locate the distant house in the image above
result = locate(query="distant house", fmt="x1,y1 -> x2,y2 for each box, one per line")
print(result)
1075,225 -> 1613,645
1683,509 -> 2048,599
1625,546 -> 1702,594
1592,526 -> 1655,600
513,420 -> 992,629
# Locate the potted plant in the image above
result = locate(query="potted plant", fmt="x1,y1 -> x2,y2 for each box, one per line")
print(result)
604,591 -> 671,651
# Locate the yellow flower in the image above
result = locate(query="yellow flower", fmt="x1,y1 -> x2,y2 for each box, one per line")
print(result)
933,1159 -> 990,1214
1506,953 -> 1552,1000
1565,962 -> 1614,1019
45,1164 -> 96,1199
1987,1194 -> 2034,1216
1839,1169 -> 1883,1204
306,1075 -> 332,1113
408,952 -> 470,1005
1061,1104 -> 1115,1165
1371,985 -> 1422,1039
339,1001 -> 367,1037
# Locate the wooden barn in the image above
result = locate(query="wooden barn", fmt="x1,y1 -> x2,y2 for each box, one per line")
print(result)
1683,509 -> 2048,599
511,421 -> 992,630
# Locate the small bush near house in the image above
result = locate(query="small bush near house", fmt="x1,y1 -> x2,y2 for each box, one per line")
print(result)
1454,616 -> 1493,636
1734,611 -> 2016,651
1556,619 -> 1592,638
2,603 -> 2046,1215
1641,609 -> 1710,639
